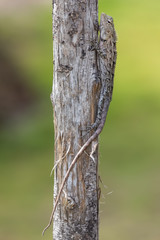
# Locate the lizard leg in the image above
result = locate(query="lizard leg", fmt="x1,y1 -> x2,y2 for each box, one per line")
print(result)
88,40 -> 99,52
90,87 -> 107,129
89,40 -> 107,60
82,85 -> 109,137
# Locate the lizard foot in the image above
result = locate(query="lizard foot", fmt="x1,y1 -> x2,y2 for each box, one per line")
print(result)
88,40 -> 99,51
81,123 -> 97,138
88,40 -> 107,58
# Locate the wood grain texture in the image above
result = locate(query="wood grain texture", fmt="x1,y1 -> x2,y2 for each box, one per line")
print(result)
52,0 -> 99,239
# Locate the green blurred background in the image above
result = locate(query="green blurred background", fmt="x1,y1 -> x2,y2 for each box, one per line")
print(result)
0,0 -> 160,239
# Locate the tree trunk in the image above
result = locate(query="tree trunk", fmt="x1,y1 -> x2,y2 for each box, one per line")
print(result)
52,0 -> 100,239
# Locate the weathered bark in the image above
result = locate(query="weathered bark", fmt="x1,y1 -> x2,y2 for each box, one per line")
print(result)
52,0 -> 100,239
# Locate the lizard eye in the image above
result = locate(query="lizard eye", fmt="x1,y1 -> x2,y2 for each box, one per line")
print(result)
107,19 -> 112,23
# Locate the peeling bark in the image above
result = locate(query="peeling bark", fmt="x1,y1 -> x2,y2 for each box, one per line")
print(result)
52,0 -> 100,239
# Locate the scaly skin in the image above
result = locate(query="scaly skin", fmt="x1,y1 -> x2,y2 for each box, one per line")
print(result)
89,13 -> 117,130
42,13 -> 117,236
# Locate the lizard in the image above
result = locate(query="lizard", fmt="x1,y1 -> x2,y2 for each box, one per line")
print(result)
87,13 -> 117,131
42,13 -> 117,236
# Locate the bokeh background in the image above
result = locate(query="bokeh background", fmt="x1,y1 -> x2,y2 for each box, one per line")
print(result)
0,0 -> 160,239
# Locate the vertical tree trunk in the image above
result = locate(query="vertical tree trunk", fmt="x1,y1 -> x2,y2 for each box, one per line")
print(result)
52,0 -> 100,239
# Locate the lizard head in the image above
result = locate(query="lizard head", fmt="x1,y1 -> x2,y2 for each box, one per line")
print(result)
100,13 -> 117,42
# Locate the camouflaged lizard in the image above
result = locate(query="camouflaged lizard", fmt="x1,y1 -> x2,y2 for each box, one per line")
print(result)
42,13 -> 117,236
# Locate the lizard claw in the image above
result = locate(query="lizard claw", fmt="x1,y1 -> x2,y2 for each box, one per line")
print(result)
88,40 -> 99,51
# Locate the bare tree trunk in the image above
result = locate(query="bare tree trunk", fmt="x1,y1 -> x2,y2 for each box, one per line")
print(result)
52,0 -> 100,239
